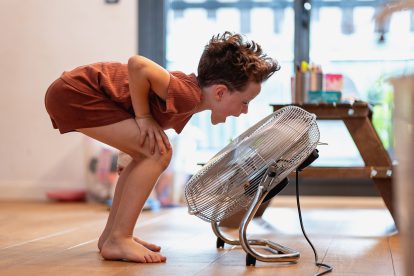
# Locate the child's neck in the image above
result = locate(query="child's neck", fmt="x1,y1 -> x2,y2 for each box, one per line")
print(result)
195,87 -> 213,113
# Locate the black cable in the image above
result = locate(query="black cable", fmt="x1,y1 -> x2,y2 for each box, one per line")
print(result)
295,170 -> 333,276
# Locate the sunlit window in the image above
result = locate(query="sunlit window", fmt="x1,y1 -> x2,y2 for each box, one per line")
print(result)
165,0 -> 413,166
166,0 -> 294,163
309,2 -> 413,152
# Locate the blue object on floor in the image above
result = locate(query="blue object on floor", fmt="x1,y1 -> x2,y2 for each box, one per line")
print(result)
105,197 -> 160,211
146,198 -> 161,211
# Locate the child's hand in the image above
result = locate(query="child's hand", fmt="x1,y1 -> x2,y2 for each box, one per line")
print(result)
135,116 -> 171,155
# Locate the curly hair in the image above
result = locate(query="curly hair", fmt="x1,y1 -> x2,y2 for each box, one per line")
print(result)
197,31 -> 280,91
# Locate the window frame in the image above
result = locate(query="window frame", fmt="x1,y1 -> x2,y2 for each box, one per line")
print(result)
138,0 -> 312,71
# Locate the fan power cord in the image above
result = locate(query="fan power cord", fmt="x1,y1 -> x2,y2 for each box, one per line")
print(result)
295,170 -> 333,276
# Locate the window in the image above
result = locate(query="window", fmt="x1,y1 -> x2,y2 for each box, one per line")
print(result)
166,0 -> 295,163
309,1 -> 413,153
139,0 -> 411,168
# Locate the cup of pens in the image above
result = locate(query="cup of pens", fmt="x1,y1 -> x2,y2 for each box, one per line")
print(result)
291,61 -> 342,104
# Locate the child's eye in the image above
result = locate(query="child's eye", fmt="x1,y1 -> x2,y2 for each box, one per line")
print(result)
243,101 -> 249,105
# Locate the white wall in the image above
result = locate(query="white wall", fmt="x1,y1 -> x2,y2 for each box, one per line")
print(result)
0,0 -> 137,199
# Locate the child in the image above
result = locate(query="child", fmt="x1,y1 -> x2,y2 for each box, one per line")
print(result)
44,31 -> 280,263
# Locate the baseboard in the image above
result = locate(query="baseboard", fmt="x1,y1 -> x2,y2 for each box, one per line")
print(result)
0,181 -> 85,200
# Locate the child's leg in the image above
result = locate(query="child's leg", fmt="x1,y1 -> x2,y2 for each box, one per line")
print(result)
101,157 -> 166,262
98,155 -> 160,252
77,118 -> 171,263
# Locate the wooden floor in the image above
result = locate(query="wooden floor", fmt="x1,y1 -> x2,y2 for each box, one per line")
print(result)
0,196 -> 401,276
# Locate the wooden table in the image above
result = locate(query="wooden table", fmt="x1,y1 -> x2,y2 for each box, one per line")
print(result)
271,102 -> 396,224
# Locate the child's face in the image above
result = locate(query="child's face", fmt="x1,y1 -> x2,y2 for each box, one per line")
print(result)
211,81 -> 261,125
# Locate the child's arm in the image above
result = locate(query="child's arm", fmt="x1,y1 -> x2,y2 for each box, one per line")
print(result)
127,55 -> 171,155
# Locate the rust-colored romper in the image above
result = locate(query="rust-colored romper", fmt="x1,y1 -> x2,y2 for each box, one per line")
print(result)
44,62 -> 202,134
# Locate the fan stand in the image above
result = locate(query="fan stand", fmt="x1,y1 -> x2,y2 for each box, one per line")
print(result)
211,173 -> 300,266
211,149 -> 320,266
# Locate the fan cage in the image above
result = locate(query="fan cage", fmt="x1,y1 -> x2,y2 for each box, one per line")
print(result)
185,106 -> 320,223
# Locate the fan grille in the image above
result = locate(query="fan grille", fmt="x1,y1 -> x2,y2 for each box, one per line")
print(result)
185,106 -> 320,223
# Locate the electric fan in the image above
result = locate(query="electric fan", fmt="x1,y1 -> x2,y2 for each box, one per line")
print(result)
185,105 -> 321,267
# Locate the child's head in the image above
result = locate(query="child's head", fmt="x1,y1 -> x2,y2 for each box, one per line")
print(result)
197,31 -> 280,92
197,32 -> 280,124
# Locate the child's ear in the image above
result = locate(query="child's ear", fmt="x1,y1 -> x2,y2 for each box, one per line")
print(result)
214,84 -> 227,101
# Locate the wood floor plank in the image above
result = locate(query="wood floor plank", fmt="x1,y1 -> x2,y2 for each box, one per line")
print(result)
0,197 -> 401,276
0,202 -> 106,249
0,202 -> 172,270
388,234 -> 403,276
322,237 -> 394,275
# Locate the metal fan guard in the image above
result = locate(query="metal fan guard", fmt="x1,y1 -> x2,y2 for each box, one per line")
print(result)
185,106 -> 320,223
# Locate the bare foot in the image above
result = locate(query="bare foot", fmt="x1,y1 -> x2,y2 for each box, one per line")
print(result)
133,237 -> 161,252
98,234 -> 161,252
98,233 -> 108,251
101,236 -> 167,263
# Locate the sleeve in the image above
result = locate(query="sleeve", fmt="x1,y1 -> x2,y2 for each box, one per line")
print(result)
164,72 -> 201,114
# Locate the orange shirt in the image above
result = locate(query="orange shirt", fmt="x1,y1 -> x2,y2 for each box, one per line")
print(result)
46,62 -> 202,134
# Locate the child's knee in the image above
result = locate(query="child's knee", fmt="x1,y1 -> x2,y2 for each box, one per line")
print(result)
117,151 -> 133,174
142,148 -> 173,171
122,148 -> 173,172
154,148 -> 173,171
